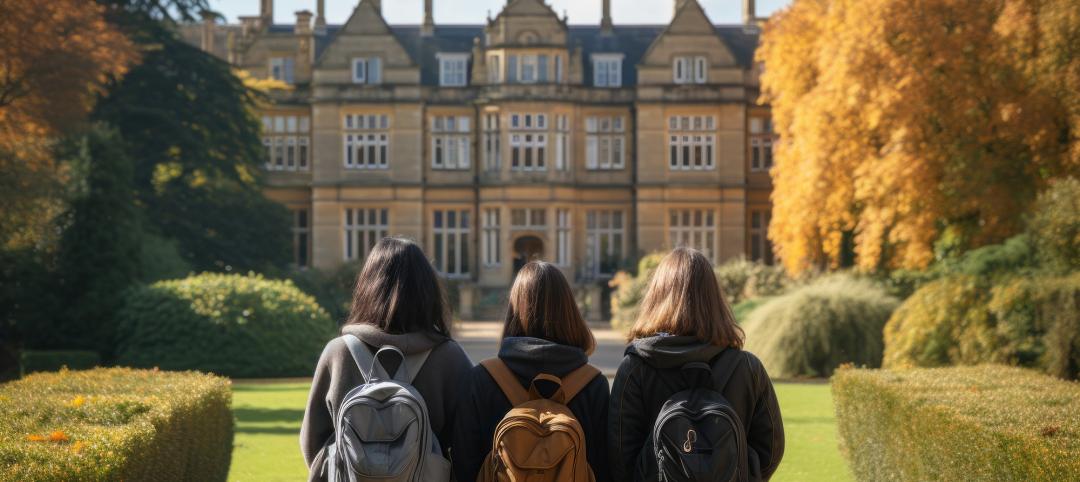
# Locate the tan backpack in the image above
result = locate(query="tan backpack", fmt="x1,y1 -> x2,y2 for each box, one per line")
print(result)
478,358 -> 600,482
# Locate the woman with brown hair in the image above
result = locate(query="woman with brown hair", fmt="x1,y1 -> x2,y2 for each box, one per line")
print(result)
452,261 -> 610,482
608,247 -> 784,481
300,237 -> 473,482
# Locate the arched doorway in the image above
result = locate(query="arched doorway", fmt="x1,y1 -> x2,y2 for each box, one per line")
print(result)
513,235 -> 544,273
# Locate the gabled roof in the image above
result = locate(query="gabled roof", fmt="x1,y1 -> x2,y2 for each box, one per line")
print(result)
266,23 -> 759,87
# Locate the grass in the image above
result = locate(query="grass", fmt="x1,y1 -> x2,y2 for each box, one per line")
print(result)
228,380 -> 849,482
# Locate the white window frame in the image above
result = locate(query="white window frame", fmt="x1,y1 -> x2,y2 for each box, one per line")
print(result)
483,208 -> 501,267
262,115 -> 311,171
585,116 -> 626,170
508,113 -> 548,172
510,208 -> 547,229
344,208 -> 389,262
673,57 -> 690,84
520,55 -> 538,84
483,113 -> 502,172
694,56 -> 708,84
592,53 -> 624,88
669,209 -> 716,262
556,209 -> 571,267
269,57 -> 295,84
437,53 -> 469,87
351,57 -> 382,85
667,116 -> 716,171
432,209 -> 471,278
343,114 -> 391,169
586,210 -> 624,278
431,115 -> 471,170
555,115 -> 570,171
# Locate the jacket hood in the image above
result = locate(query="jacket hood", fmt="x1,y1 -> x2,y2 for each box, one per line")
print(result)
627,335 -> 725,369
498,336 -> 588,381
341,323 -> 448,355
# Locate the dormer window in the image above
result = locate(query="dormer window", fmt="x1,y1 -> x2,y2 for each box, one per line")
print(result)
269,57 -> 295,84
673,56 -> 707,84
506,54 -> 549,84
352,57 -> 382,85
592,54 -> 624,88
438,53 -> 469,87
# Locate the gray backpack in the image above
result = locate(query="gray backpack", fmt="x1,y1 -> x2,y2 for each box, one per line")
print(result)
324,335 -> 451,482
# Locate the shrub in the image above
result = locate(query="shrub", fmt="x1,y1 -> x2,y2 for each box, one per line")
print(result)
732,297 -> 770,324
883,272 -> 1080,379
1029,177 -> 1080,273
115,273 -> 337,378
609,253 -> 665,332
0,367 -> 233,481
832,365 -> 1080,481
743,275 -> 899,377
713,257 -> 790,304
20,351 -> 100,375
287,261 -> 362,324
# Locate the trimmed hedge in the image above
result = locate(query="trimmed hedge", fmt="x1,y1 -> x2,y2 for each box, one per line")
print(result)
743,275 -> 899,377
115,273 -> 337,378
0,367 -> 233,481
883,272 -> 1080,379
20,350 -> 100,376
832,365 -> 1080,481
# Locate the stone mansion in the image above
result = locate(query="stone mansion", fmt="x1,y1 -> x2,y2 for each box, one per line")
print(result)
182,0 -> 777,318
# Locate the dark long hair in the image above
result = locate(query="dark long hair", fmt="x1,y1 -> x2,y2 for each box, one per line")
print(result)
344,237 -> 451,336
502,261 -> 596,354
630,247 -> 744,348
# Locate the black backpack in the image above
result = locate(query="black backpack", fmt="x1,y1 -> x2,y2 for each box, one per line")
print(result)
649,349 -> 748,482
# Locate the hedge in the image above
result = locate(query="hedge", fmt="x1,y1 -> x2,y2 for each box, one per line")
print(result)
743,274 -> 899,377
20,351 -> 100,376
713,256 -> 789,304
832,365 -> 1080,481
883,272 -> 1080,379
115,273 -> 337,378
0,367 -> 233,481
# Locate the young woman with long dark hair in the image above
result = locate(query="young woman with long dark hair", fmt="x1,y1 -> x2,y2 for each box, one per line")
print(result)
300,237 -> 472,481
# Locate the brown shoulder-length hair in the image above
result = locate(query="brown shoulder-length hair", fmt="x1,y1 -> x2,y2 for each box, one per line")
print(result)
503,261 -> 596,354
628,248 -> 744,348
344,237 -> 452,337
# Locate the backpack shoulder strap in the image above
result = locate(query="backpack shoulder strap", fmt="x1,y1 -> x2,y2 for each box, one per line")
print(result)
558,363 -> 601,402
480,358 -> 529,406
341,334 -> 375,382
400,349 -> 432,385
712,348 -> 747,392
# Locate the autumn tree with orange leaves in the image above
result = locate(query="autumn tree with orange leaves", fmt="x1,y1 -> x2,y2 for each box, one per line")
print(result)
759,0 -> 1079,275
0,0 -> 136,246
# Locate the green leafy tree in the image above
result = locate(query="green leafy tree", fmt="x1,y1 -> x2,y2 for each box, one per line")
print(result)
44,126 -> 141,355
93,0 -> 291,272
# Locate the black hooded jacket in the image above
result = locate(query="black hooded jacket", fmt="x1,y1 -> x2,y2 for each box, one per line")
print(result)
451,336 -> 611,482
608,335 -> 785,481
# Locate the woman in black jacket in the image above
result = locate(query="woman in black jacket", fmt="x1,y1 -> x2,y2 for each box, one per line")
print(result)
608,248 -> 785,481
452,261 -> 610,482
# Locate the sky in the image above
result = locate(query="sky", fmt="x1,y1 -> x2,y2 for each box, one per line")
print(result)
210,0 -> 792,26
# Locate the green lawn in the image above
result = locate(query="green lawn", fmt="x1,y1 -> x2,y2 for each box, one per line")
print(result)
228,380 -> 850,481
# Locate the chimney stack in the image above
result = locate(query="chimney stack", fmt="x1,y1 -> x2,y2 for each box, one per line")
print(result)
674,0 -> 691,17
315,0 -> 326,34
200,10 -> 216,53
600,0 -> 613,35
260,0 -> 273,24
295,10 -> 312,35
421,0 -> 435,36
743,0 -> 757,24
